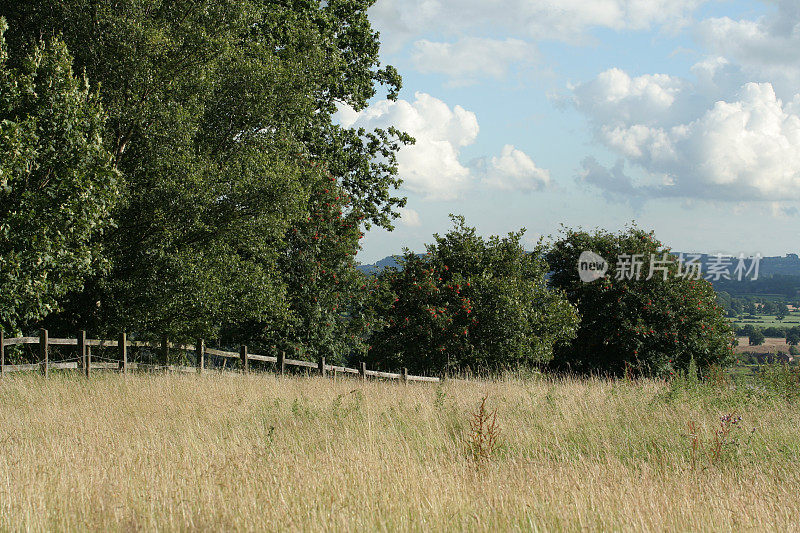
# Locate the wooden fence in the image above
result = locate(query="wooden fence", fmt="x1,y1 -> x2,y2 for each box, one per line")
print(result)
0,329 -> 439,383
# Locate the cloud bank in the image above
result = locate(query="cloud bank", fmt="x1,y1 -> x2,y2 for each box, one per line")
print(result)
336,93 -> 550,199
573,70 -> 800,201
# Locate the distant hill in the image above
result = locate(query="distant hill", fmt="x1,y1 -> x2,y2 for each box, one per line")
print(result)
358,252 -> 800,297
356,255 -> 404,275
359,252 -> 800,275
676,253 -> 800,297
676,253 -> 800,278
760,253 -> 800,276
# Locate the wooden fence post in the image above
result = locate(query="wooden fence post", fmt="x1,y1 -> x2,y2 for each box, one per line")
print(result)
318,356 -> 326,377
277,351 -> 285,375
359,361 -> 366,380
196,339 -> 204,374
1,329 -> 4,378
119,332 -> 127,374
161,336 -> 169,368
402,367 -> 408,384
40,329 -> 49,377
240,345 -> 248,374
78,330 -> 88,377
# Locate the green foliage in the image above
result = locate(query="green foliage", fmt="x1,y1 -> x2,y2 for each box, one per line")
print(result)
1,1 -> 410,352
748,329 -> 766,346
757,364 -> 800,402
547,225 -> 735,377
739,324 -> 756,338
227,167 -> 372,363
366,215 -> 578,374
761,326 -> 786,338
786,326 -> 800,346
0,20 -> 119,335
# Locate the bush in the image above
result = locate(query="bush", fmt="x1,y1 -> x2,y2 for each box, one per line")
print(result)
749,330 -> 766,346
366,215 -> 578,374
546,226 -> 735,377
738,324 -> 757,337
787,326 -> 800,346
763,326 -> 787,338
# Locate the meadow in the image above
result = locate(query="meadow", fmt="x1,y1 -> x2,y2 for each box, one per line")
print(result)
732,310 -> 800,329
1,371 -> 799,531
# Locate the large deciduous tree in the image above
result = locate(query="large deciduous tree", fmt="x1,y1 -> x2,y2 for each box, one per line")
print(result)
1,1 -> 411,353
0,19 -> 119,335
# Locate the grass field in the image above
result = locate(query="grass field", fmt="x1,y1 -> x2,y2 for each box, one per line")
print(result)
1,372 -> 800,531
732,311 -> 800,329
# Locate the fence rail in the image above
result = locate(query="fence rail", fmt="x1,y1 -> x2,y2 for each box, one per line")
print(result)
0,329 -> 439,383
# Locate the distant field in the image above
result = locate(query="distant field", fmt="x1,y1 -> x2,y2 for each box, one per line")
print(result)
1,373 -> 799,531
732,311 -> 800,329
733,337 -> 792,354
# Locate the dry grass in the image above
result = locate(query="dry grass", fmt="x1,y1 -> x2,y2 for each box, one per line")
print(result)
1,372 -> 799,531
734,336 -> 792,354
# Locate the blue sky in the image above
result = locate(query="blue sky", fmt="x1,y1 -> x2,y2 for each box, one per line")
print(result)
343,0 -> 800,263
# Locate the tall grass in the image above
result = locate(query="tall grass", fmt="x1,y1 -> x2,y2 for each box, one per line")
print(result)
1,371 -> 799,531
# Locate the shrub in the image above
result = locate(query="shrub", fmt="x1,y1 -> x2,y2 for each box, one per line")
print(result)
762,326 -> 787,338
366,215 -> 578,374
749,330 -> 765,346
546,226 -> 735,377
787,326 -> 800,346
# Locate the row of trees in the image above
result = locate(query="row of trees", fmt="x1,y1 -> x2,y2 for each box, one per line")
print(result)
714,274 -> 800,300
362,219 -> 734,377
0,1 -> 409,363
0,2 -> 735,377
739,325 -> 800,346
717,294 -> 796,320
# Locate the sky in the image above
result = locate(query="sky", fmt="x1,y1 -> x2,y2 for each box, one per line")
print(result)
340,0 -> 800,263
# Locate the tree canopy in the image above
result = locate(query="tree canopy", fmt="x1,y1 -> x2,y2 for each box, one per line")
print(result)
0,1 -> 411,356
547,226 -> 735,376
0,19 -> 119,335
365,216 -> 579,374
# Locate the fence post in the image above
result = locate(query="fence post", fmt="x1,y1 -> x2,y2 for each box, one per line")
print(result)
277,351 -> 285,375
78,330 -> 88,377
240,345 -> 248,374
1,329 -> 4,378
196,339 -> 204,374
359,361 -> 366,380
318,356 -> 326,377
161,336 -> 169,369
402,367 -> 408,384
39,329 -> 49,377
119,332 -> 127,374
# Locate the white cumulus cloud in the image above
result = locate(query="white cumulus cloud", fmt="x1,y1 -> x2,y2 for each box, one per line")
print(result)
572,68 -> 689,127
397,207 -> 422,227
336,94 -> 552,198
411,37 -> 537,81
335,92 -> 479,200
697,0 -> 800,84
475,145 -> 551,192
370,0 -> 706,51
573,67 -> 800,201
